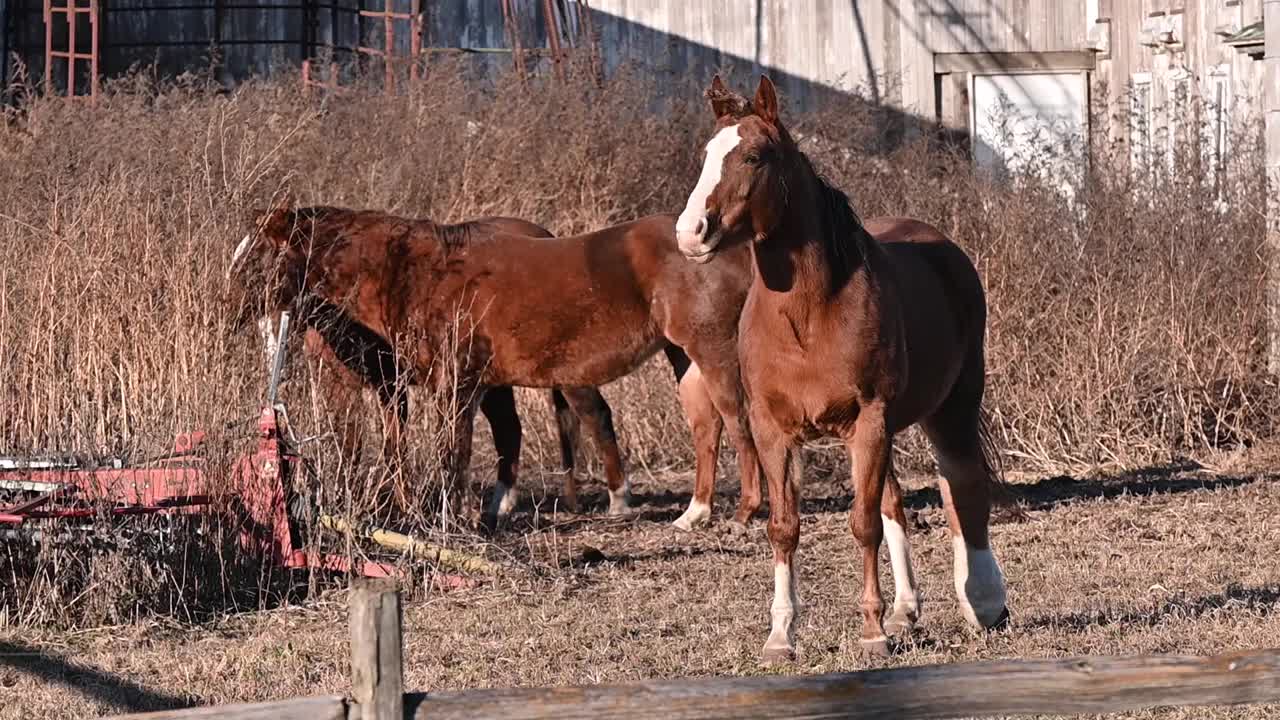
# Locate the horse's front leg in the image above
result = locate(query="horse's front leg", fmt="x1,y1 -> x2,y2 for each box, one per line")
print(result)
751,409 -> 802,663
881,466 -> 921,636
438,390 -> 480,530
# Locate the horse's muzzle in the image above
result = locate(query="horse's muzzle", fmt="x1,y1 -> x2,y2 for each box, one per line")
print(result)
676,215 -> 721,264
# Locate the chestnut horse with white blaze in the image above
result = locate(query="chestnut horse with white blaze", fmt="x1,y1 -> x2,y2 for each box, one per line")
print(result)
233,207 -> 762,529
228,216 -> 632,522
677,75 -> 1009,661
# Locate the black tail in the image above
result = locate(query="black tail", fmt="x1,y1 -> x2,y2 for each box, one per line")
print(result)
549,389 -> 578,472
977,407 -> 1027,522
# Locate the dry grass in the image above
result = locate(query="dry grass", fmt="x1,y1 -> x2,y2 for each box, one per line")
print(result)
0,57 -> 1277,717
4,459 -> 1280,719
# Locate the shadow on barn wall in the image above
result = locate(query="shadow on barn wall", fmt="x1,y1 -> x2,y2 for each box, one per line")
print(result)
1,0 -> 979,158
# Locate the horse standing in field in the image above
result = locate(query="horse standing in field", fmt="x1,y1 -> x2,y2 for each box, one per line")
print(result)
228,216 -> 632,521
230,207 -> 763,530
676,75 -> 1009,661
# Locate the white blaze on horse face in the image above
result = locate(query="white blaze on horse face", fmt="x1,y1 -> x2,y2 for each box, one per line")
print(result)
677,124 -> 742,260
881,514 -> 921,628
228,233 -> 255,281
952,535 -> 1007,630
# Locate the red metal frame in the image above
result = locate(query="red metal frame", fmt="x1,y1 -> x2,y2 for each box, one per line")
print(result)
356,0 -> 422,93
43,0 -> 99,102
0,404 -> 400,578
301,59 -> 345,96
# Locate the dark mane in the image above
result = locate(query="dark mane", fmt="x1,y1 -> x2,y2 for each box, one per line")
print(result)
430,220 -> 481,252
796,150 -> 868,289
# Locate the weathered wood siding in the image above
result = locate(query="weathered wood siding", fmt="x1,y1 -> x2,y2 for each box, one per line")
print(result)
1093,0 -> 1267,146
586,0 -> 1088,115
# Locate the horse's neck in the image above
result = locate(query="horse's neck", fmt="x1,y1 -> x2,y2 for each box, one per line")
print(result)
752,170 -> 860,306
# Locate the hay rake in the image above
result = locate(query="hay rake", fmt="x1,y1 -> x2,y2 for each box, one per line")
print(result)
0,313 -> 463,582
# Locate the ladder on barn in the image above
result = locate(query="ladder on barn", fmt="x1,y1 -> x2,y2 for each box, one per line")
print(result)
302,0 -> 598,97
42,0 -> 99,102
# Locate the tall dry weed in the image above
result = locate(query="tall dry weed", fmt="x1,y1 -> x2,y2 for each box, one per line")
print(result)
0,60 -> 1270,625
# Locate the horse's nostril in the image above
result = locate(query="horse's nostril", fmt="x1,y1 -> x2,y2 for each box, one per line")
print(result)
695,217 -> 707,236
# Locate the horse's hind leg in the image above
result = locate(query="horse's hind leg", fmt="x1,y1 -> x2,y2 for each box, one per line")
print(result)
480,386 -> 522,526
669,344 -> 764,530
880,460 -> 920,636
922,362 -> 1009,631
550,389 -> 580,512
673,362 -> 723,531
561,387 -> 630,515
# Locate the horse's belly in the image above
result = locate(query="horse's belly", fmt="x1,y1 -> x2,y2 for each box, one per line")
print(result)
483,321 -> 663,388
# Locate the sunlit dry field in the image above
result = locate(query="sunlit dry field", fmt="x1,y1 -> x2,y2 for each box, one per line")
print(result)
1,62 -> 1277,719
7,449 -> 1280,719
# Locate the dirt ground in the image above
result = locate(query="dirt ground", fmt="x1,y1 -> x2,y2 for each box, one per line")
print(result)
4,454 -> 1280,720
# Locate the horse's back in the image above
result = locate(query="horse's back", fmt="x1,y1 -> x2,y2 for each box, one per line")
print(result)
867,217 -> 985,318
470,216 -> 555,239
864,217 -> 987,429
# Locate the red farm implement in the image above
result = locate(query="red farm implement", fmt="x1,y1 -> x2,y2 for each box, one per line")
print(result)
0,313 -> 479,585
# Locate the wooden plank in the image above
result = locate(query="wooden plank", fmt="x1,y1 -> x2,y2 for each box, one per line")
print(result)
934,50 -> 1096,73
1264,0 -> 1280,371
101,696 -> 347,720
350,579 -> 404,720
405,648 -> 1280,720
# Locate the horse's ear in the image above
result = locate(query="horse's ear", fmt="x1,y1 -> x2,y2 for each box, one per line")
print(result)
254,207 -> 296,249
707,74 -> 739,119
753,75 -> 779,126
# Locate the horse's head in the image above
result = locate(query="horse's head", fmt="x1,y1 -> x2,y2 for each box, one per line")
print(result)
677,74 -> 794,264
225,206 -> 318,368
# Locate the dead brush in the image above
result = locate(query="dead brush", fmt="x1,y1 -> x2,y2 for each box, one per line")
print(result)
0,60 -> 1272,627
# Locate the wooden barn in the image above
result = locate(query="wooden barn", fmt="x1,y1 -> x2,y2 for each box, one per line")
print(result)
2,1 -> 1275,186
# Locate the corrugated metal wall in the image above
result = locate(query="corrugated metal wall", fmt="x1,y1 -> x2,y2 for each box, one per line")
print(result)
3,0 -> 561,92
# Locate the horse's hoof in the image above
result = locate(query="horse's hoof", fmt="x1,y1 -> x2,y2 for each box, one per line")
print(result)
986,607 -> 1011,631
859,636 -> 891,657
761,644 -> 796,664
884,613 -> 916,637
672,503 -> 711,531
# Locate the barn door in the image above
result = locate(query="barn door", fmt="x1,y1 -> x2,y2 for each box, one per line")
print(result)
969,71 -> 1089,199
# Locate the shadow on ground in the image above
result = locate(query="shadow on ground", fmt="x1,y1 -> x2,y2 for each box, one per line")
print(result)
1022,584 -> 1280,633
0,640 -> 195,714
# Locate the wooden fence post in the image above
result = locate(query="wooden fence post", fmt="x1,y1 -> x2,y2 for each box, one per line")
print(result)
350,578 -> 404,720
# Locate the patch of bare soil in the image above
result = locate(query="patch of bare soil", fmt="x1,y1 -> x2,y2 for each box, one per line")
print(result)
5,459 -> 1280,719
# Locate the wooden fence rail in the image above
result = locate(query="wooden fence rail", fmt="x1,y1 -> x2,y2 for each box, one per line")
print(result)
106,582 -> 1280,720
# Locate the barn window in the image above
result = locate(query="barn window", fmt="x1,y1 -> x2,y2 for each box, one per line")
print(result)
1129,73 -> 1154,178
1205,65 -> 1231,203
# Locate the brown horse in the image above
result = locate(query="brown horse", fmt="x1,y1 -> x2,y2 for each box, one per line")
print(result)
232,208 -> 762,529
229,216 -> 632,521
676,75 -> 1009,661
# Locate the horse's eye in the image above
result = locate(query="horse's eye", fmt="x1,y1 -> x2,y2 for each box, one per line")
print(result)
743,153 -> 761,165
